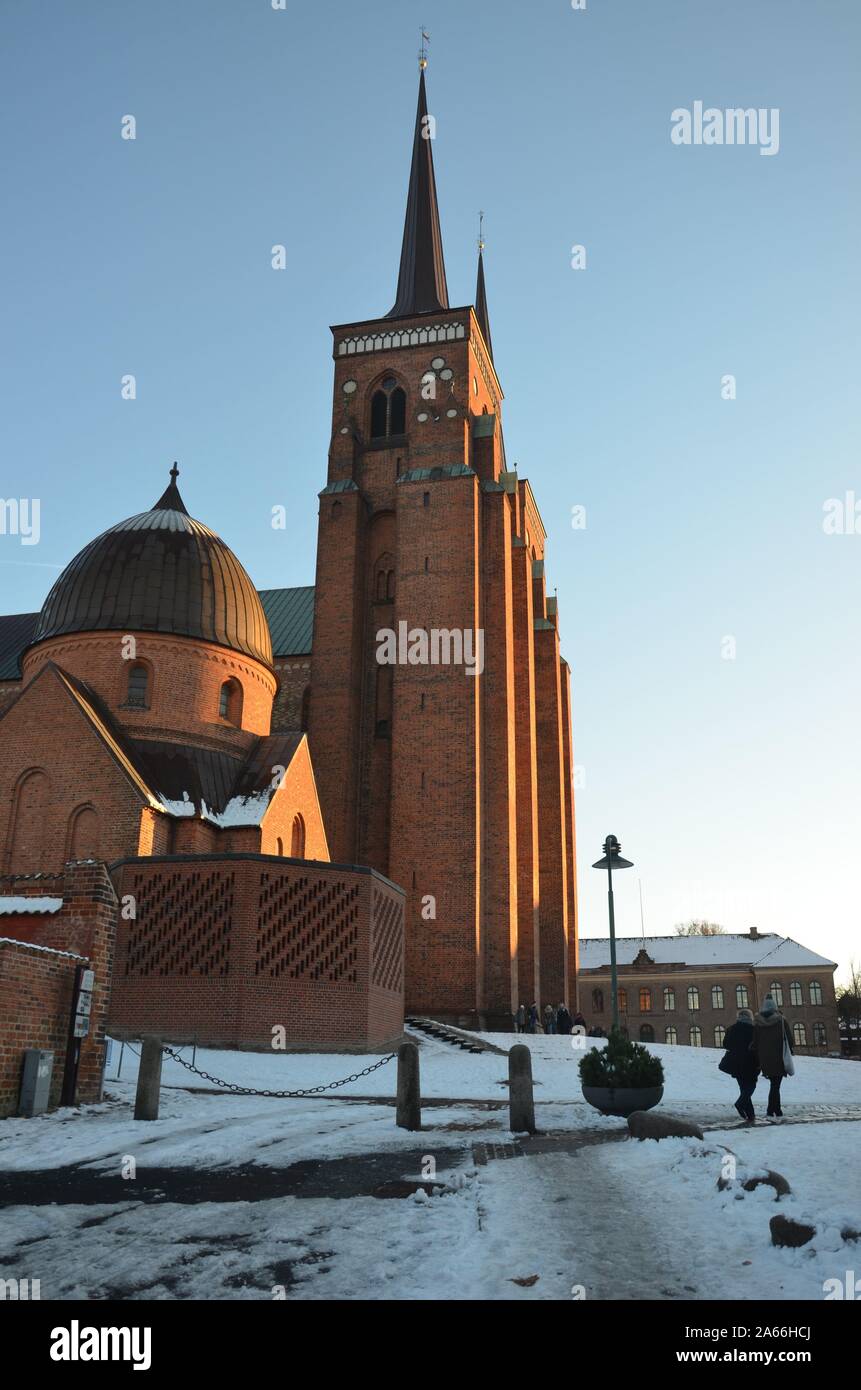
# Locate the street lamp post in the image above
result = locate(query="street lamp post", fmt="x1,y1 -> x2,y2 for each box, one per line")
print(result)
592,834 -> 634,1032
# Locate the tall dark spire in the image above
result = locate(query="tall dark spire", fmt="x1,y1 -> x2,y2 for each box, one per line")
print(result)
153,463 -> 188,514
386,68 -> 449,319
475,239 -> 494,363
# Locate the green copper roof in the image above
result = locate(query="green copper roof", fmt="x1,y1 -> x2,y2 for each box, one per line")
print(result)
258,586 -> 315,658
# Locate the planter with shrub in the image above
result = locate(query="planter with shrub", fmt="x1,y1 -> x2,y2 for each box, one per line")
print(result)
579,1028 -> 664,1116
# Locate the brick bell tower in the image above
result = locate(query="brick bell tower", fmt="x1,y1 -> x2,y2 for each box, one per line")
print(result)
308,62 -> 578,1028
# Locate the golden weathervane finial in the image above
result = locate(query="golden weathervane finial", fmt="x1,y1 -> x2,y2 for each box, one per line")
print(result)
419,27 -> 429,70
478,210 -> 485,253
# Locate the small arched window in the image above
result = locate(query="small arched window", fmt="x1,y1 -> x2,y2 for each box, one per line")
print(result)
639,988 -> 651,1013
592,988 -> 604,1014
711,985 -> 724,1010
370,378 -> 406,440
813,1022 -> 827,1047
792,1021 -> 807,1047
665,1025 -> 678,1045
770,981 -> 784,1008
219,679 -> 243,727
687,985 -> 700,1012
663,986 -> 675,1011
736,984 -> 749,1009
639,1023 -> 655,1043
618,988 -> 628,1012
127,663 -> 149,708
714,1024 -> 726,1047
290,813 -> 305,859
276,837 -> 284,856
809,980 -> 823,1005
790,980 -> 803,1006
690,1024 -> 703,1047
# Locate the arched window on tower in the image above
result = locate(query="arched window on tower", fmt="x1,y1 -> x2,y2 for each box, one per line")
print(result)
374,555 -> 395,604
290,813 -> 305,859
219,678 -> 243,727
301,686 -> 311,732
371,390 -> 388,439
389,387 -> 406,434
370,378 -> 407,439
126,663 -> 149,708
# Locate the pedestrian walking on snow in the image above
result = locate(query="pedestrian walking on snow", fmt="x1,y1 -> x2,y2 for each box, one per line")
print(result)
720,1007 -> 759,1122
750,995 -> 794,1118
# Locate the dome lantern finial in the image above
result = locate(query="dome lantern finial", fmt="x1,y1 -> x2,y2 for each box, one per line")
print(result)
153,462 -> 188,514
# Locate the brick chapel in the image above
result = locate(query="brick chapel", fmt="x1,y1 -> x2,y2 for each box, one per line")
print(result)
0,67 -> 578,1090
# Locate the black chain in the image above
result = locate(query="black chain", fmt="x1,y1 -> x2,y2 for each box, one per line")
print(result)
161,1045 -> 396,1097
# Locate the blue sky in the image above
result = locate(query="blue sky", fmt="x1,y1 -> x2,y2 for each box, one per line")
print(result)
1,1 -> 859,979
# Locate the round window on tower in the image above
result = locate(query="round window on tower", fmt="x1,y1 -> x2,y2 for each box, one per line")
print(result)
440,368 -> 453,381
343,379 -> 357,394
431,357 -> 445,370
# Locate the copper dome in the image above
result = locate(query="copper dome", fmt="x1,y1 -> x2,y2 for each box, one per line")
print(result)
32,469 -> 273,667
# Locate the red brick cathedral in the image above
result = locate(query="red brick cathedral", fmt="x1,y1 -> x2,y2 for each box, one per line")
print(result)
303,69 -> 578,1026
0,68 -> 577,1042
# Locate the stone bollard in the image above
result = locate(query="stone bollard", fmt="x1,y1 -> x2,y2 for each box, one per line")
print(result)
396,1041 -> 421,1130
134,1038 -> 164,1121
509,1044 -> 536,1134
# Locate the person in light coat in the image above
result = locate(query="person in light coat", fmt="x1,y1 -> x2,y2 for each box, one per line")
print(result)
750,994 -> 793,1118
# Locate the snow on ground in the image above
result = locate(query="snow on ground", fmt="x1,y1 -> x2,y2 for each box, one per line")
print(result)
601,1123 -> 861,1302
1,1031 -> 859,1300
476,1032 -> 861,1106
96,1029 -> 861,1106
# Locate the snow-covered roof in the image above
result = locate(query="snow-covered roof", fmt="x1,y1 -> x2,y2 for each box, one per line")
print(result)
578,933 -> 836,971
0,896 -> 63,915
0,936 -> 86,959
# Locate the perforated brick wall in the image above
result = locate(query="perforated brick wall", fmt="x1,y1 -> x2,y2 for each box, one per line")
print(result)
109,853 -> 404,1051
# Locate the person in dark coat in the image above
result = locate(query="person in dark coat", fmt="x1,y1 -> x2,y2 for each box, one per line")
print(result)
751,994 -> 793,1118
572,1011 -> 587,1031
527,1002 -> 539,1034
556,1004 -> 572,1035
721,1008 -> 759,1122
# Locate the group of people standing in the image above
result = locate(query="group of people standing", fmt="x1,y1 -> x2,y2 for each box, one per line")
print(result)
721,994 -> 794,1123
514,1003 -> 587,1035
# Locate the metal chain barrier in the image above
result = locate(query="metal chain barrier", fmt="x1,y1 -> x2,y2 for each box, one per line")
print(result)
161,1045 -> 397,1098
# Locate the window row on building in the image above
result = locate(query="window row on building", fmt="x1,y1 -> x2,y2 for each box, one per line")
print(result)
636,1021 -> 827,1048
125,664 -> 244,727
591,981 -> 825,1014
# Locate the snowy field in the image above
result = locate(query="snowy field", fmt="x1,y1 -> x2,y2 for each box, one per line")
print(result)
1,1031 -> 859,1300
94,1028 -> 861,1106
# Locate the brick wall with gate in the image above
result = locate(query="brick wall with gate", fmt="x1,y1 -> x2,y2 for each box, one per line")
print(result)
0,860 -> 117,1116
108,853 -> 405,1051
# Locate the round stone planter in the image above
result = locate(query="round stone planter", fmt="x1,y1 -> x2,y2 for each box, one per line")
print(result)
581,1084 -> 663,1117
